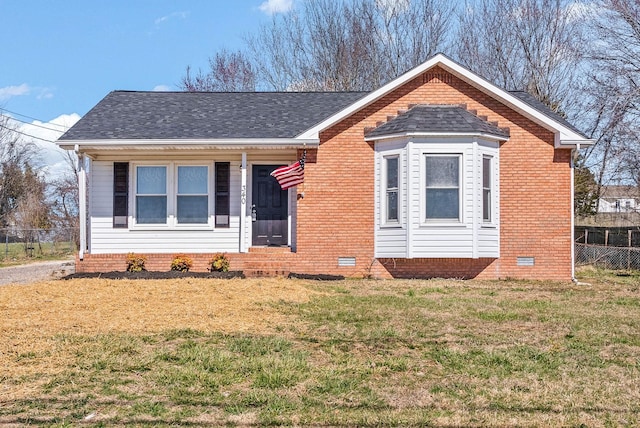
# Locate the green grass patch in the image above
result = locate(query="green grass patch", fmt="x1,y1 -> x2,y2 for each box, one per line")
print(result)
0,241 -> 75,266
3,274 -> 640,426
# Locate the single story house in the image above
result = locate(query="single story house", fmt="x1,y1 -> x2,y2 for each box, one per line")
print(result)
598,185 -> 639,213
57,54 -> 593,280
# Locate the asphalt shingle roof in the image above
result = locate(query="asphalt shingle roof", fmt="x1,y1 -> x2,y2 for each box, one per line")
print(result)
59,91 -> 367,141
508,90 -> 588,138
365,105 -> 510,139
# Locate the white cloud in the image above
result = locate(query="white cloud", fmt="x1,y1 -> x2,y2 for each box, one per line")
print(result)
152,84 -> 172,92
0,83 -> 31,101
37,88 -> 55,100
6,113 -> 82,180
154,11 -> 189,26
259,0 -> 293,15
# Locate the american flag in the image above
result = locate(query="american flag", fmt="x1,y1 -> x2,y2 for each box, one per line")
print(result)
271,153 -> 305,190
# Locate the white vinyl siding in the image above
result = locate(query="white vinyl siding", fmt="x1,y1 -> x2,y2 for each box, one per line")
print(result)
88,154 -> 299,255
89,160 -> 240,253
375,137 -> 500,259
374,142 -> 407,257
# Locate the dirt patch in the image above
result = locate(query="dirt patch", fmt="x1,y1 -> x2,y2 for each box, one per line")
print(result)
0,260 -> 75,286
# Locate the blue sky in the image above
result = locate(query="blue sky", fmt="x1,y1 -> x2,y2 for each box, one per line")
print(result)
0,0 -> 293,174
0,0 -> 293,151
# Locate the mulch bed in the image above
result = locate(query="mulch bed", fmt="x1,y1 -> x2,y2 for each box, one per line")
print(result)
63,270 -> 245,280
63,271 -> 345,281
287,272 -> 345,281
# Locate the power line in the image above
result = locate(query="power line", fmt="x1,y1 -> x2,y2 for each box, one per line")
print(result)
0,107 -> 68,130
3,114 -> 69,133
0,122 -> 59,144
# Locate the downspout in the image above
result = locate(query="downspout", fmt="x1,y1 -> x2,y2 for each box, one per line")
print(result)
76,147 -> 87,260
571,143 -> 580,282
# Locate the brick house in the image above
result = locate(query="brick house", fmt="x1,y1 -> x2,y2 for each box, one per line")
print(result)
57,54 -> 593,280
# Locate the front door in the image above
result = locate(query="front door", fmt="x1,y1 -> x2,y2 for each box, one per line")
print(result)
252,165 -> 288,246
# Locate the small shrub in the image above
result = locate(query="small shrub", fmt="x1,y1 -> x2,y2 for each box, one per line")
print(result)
209,253 -> 230,272
126,253 -> 147,272
170,254 -> 193,272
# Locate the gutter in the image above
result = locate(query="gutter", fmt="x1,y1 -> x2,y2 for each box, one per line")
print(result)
57,138 -> 320,151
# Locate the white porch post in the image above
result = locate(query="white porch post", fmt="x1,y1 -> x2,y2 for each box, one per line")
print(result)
77,151 -> 87,260
240,152 -> 248,253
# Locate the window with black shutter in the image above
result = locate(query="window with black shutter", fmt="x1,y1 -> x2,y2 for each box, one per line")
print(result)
113,162 -> 129,228
215,162 -> 230,227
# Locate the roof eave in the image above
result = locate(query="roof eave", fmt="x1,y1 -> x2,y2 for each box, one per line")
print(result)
56,138 -> 320,151
364,131 -> 509,143
297,53 -> 592,147
556,136 -> 596,149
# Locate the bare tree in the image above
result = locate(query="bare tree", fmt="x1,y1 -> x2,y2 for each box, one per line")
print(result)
579,0 -> 640,196
180,49 -> 256,92
246,0 -> 455,91
8,165 -> 50,255
49,151 -> 80,246
455,0 -> 586,113
0,113 -> 38,228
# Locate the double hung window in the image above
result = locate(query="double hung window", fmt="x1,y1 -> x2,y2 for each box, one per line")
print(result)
425,155 -> 461,221
136,166 -> 167,224
482,156 -> 492,223
132,163 -> 225,227
177,166 -> 208,224
385,156 -> 399,223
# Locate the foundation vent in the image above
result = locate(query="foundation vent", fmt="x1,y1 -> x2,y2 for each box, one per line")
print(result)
338,257 -> 356,267
516,257 -> 535,266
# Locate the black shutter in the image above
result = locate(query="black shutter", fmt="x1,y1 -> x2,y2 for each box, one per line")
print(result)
113,162 -> 129,228
215,162 -> 230,227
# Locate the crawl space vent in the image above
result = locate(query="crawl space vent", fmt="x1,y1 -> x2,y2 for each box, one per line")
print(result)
516,257 -> 535,266
337,257 -> 356,267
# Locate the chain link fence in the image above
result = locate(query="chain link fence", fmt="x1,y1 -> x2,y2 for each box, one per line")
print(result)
1,228 -> 77,261
575,243 -> 640,271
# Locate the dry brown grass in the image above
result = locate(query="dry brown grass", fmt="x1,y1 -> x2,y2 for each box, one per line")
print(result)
0,278 -> 318,392
1,271 -> 639,426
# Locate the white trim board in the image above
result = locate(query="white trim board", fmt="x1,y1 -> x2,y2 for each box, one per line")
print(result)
296,53 -> 593,148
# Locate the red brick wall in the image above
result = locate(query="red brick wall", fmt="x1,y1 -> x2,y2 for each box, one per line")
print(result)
77,67 -> 574,281
294,67 -> 573,281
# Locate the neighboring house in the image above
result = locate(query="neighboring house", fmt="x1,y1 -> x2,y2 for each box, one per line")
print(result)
57,54 -> 593,280
598,185 -> 639,213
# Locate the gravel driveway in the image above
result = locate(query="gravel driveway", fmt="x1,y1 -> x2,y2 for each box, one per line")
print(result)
0,260 -> 75,286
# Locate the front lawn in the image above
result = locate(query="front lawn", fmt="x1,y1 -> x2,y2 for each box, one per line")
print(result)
1,270 -> 638,426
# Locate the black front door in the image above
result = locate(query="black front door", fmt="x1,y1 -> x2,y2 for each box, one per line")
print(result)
252,165 -> 288,246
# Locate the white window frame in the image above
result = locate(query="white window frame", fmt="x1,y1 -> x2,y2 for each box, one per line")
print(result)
482,154 -> 493,224
382,154 -> 400,226
132,161 -> 214,230
134,164 -> 168,227
422,153 -> 463,224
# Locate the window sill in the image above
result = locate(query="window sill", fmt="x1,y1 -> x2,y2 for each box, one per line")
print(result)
130,224 -> 214,232
380,222 -> 403,229
481,223 -> 498,229
419,222 -> 469,228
